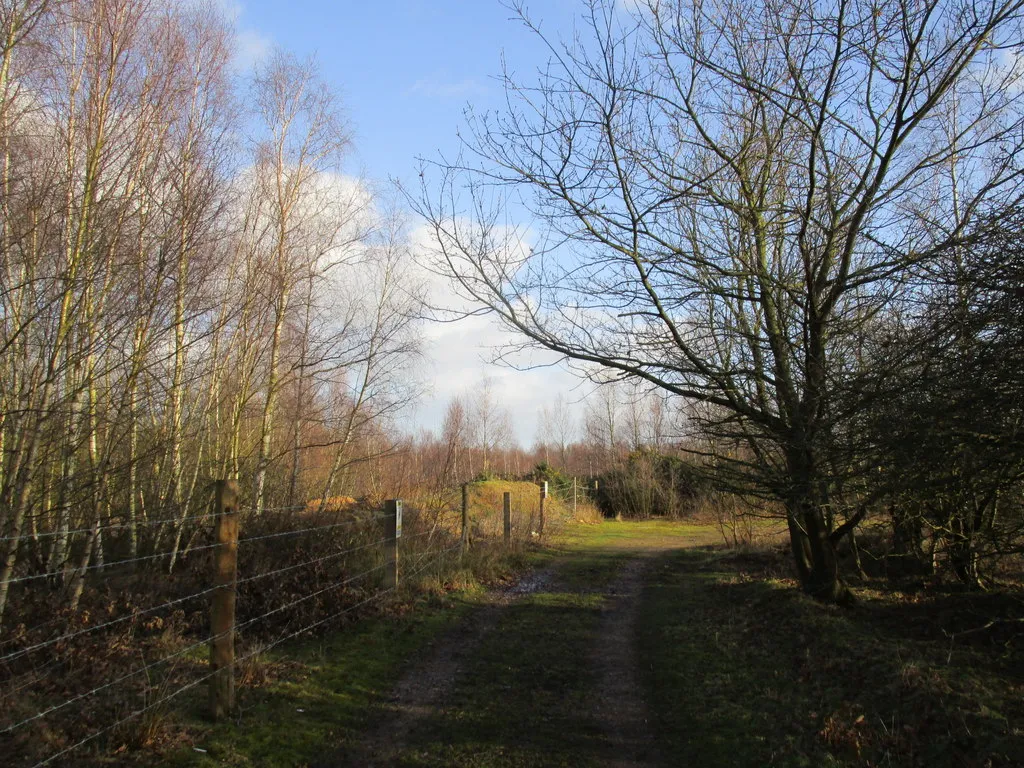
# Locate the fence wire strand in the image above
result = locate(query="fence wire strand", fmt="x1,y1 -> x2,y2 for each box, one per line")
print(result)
0,586 -> 220,665
237,513 -> 391,545
0,510 -> 215,545
5,541 -> 223,586
9,494 -> 471,768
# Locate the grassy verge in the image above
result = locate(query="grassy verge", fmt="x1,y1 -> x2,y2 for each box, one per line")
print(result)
162,592 -> 479,767
638,546 -> 1024,767
375,519 -> 712,767
154,541 -> 534,768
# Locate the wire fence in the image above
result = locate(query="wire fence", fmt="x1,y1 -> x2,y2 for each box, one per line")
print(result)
0,478 -> 538,767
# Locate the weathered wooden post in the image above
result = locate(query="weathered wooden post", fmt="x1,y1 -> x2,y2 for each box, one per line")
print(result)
385,499 -> 402,588
503,491 -> 511,545
573,477 -> 577,517
210,480 -> 239,721
539,481 -> 548,536
461,483 -> 469,555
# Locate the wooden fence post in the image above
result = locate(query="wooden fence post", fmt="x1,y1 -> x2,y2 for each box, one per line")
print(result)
461,484 -> 469,555
210,480 -> 239,721
503,491 -> 512,545
385,499 -> 402,588
539,481 -> 547,536
573,477 -> 577,517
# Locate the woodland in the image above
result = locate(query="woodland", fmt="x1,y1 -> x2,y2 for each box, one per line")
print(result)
1,0 -> 1023,765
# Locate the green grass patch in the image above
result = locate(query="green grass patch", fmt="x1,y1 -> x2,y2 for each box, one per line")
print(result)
385,580 -> 614,764
638,547 -> 1024,767
161,593 -> 481,767
375,519 -> 720,767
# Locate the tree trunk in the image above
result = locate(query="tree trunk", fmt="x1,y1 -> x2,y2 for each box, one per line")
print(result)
786,449 -> 852,603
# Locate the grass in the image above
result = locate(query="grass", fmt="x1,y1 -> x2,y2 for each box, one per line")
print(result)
153,537 -> 533,768
361,519 -> 711,767
637,545 -> 1024,767
161,518 -> 709,767
161,591 -> 484,767
386,589 -> 609,767
151,518 -> 1020,767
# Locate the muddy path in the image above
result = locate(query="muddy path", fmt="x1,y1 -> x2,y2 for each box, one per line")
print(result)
316,523 -> 709,767
588,553 -> 663,768
313,565 -> 561,767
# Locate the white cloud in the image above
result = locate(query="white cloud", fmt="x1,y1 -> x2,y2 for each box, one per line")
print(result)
406,222 -> 583,447
209,0 -> 243,21
234,28 -> 273,72
208,0 -> 272,72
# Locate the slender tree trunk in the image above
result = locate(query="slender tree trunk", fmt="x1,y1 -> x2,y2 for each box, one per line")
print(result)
253,290 -> 289,515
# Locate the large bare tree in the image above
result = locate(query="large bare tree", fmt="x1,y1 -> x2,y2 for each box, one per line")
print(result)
415,0 -> 1024,601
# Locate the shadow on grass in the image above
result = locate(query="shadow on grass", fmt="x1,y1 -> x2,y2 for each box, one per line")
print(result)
639,548 -> 1024,768
335,594 -> 618,768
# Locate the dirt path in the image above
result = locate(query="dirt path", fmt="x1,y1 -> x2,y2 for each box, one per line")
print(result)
589,553 -> 662,768
316,523 -> 702,767
315,566 -> 560,767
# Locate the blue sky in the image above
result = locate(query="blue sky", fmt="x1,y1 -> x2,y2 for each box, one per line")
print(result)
230,0 -> 591,446
233,1 -> 579,185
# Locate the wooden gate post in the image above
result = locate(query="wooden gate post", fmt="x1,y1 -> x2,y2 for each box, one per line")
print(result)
461,484 -> 469,555
385,499 -> 402,588
539,481 -> 548,536
503,491 -> 512,545
210,480 -> 239,721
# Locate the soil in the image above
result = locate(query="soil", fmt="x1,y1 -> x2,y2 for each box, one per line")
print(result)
588,554 -> 662,767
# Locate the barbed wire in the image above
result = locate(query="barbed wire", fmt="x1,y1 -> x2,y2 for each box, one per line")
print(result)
2,630 -> 215,735
6,557 -> 395,748
5,511 -> 386,585
30,660 -> 220,767
240,504 -> 317,513
0,585 -> 219,665
236,513 -> 391,545
1,527 -> 431,662
8,506 -> 471,767
236,537 -> 392,585
4,541 -> 224,587
404,541 -> 461,578
232,562 -> 387,636
29,580 -> 402,768
230,543 -> 458,669
0,511 -> 215,545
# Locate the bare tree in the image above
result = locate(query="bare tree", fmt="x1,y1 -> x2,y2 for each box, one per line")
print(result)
440,395 -> 468,485
467,376 -> 513,475
549,392 -> 576,468
246,50 -> 354,515
416,0 -> 1024,601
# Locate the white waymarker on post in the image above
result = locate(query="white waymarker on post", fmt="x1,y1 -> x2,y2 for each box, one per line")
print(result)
385,499 -> 402,588
539,481 -> 548,536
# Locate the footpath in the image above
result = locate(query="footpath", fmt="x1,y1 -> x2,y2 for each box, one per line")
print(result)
316,521 -> 713,768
